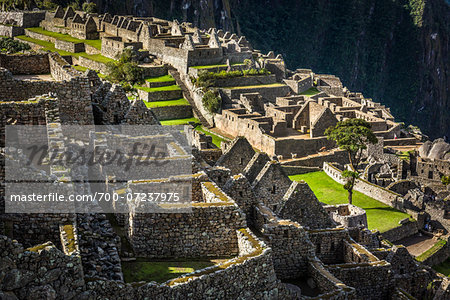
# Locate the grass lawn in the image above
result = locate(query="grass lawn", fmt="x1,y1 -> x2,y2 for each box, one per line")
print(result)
289,171 -> 412,232
191,63 -> 244,69
195,125 -> 229,148
300,87 -> 320,96
433,258 -> 450,276
224,83 -> 286,90
15,35 -> 112,64
160,117 -> 200,126
136,84 -> 181,93
122,259 -> 216,283
144,98 -> 189,108
145,74 -> 174,83
26,27 -> 101,50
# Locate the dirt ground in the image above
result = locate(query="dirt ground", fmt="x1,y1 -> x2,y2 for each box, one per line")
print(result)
13,74 -> 54,81
396,233 -> 437,257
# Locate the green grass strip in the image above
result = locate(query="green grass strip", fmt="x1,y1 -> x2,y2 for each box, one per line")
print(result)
15,35 -> 112,64
144,98 -> 189,108
145,74 -> 174,83
160,117 -> 200,126
135,84 -> 181,92
289,171 -> 412,233
300,87 -> 320,96
195,125 -> 229,148
191,63 -> 245,69
223,83 -> 285,90
416,240 -> 447,262
26,27 -> 101,50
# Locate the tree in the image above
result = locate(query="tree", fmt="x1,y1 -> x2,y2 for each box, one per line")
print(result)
82,2 -> 96,13
325,118 -> 378,204
105,48 -> 143,89
202,90 -> 221,113
442,175 -> 450,186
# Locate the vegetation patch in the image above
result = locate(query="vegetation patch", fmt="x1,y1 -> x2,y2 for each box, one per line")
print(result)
433,258 -> 450,276
193,68 -> 270,89
300,87 -> 320,96
122,259 -> 215,283
136,84 -> 181,93
144,98 -> 189,108
289,171 -> 411,232
202,90 -> 221,113
145,74 -> 174,83
0,37 -> 30,53
191,63 -> 244,69
15,35 -> 112,64
195,125 -> 229,147
416,240 -> 447,262
224,83 -> 285,90
160,117 -> 200,126
26,27 -> 101,50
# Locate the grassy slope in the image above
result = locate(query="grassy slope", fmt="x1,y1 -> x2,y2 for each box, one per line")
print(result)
145,75 -> 175,82
15,35 -> 112,64
144,98 -> 189,108
136,84 -> 182,92
27,27 -> 101,49
289,171 -> 411,232
195,125 -> 229,147
160,117 -> 200,126
122,259 -> 214,283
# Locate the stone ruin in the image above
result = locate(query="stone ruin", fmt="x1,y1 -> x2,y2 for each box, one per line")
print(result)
0,8 -> 449,300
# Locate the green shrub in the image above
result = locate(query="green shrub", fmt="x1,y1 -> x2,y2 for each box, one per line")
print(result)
202,90 -> 222,114
442,175 -> 450,186
106,48 -> 143,86
82,2 -> 97,13
0,37 -> 31,53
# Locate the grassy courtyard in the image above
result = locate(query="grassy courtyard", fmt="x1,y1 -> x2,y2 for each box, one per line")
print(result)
289,171 -> 411,232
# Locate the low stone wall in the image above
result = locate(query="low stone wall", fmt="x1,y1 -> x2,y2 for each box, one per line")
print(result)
137,88 -> 183,102
281,149 -> 348,167
384,137 -> 417,146
0,53 -> 49,74
141,64 -> 168,78
0,24 -> 23,37
324,204 -> 368,229
381,218 -> 419,242
54,39 -> 85,53
49,52 -> 80,81
150,104 -> 192,121
281,165 -> 321,175
221,84 -> 290,103
323,162 -> 405,210
85,44 -> 101,55
73,56 -> 108,73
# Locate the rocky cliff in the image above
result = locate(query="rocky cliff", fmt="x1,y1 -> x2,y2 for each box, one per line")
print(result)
32,0 -> 450,138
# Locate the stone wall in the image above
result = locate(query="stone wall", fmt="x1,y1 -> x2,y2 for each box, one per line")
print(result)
381,219 -> 418,242
0,24 -> 23,37
146,104 -> 192,121
54,39 -> 85,53
0,235 -> 85,299
324,162 -> 405,210
126,181 -> 246,258
324,204 -> 368,229
73,56 -> 108,73
213,74 -> 277,88
0,11 -> 45,27
420,239 -> 450,267
0,53 -> 49,74
307,228 -> 349,264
